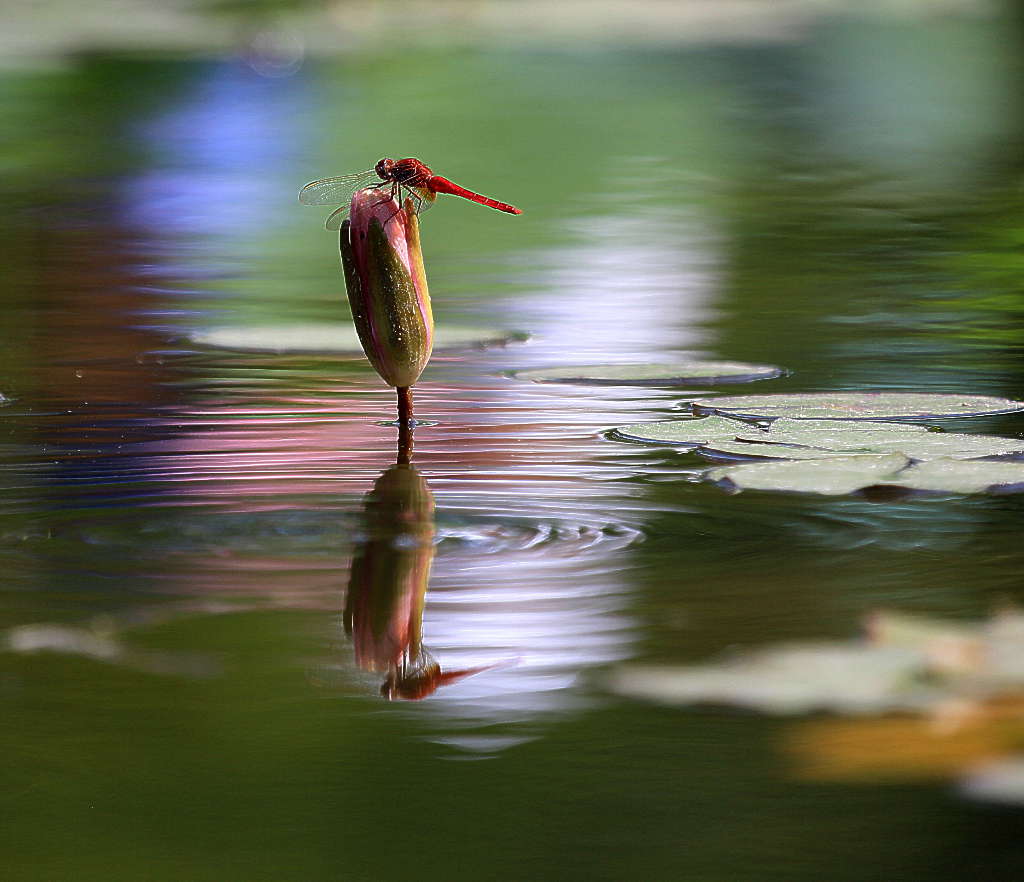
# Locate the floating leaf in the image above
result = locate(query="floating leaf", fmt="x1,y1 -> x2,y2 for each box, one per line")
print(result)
863,434 -> 1024,461
697,418 -> 926,460
868,609 -> 1024,681
190,324 -> 529,354
699,419 -> 1024,462
756,418 -> 932,437
706,455 -> 1024,496
960,758 -> 1024,806
610,610 -> 1024,798
866,610 -> 981,675
608,644 -> 936,715
700,441 -> 866,461
882,459 -> 1024,495
610,610 -> 1024,715
609,415 -> 762,447
514,360 -> 786,386
687,392 -> 1024,421
706,453 -> 910,496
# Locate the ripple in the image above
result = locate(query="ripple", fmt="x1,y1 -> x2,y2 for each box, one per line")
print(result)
435,517 -> 644,556
17,331 -> 1006,756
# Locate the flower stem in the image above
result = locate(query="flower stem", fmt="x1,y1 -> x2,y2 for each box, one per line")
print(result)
396,387 -> 414,463
397,386 -> 414,426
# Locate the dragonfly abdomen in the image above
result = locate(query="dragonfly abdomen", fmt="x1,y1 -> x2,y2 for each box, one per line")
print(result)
427,176 -> 522,215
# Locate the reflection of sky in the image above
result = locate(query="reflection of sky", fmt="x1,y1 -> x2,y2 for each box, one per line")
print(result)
118,62 -> 310,238
411,499 -> 643,754
509,209 -> 722,365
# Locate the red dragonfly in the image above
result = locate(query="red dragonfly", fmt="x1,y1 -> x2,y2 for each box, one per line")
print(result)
299,156 -> 522,230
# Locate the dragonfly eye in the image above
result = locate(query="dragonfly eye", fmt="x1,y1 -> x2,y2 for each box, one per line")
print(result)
375,158 -> 395,179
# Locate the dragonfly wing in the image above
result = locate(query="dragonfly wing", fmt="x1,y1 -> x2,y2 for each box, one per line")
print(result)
298,171 -> 377,205
324,204 -> 350,231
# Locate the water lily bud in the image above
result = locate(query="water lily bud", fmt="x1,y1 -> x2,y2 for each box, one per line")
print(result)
339,191 -> 433,390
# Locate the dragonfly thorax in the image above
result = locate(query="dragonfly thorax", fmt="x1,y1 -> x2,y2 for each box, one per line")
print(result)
376,157 -> 432,187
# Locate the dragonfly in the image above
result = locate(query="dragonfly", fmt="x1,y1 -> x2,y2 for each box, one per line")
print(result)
298,156 -> 522,230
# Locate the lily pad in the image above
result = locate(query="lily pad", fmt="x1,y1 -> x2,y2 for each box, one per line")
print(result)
514,360 -> 786,386
609,415 -> 762,447
700,441 -> 867,461
699,419 -> 1024,462
608,644 -> 935,715
687,392 -> 1024,421
190,324 -> 529,354
866,611 -> 981,674
762,417 -> 931,435
611,610 -> 1024,716
866,609 -> 1024,679
960,759 -> 1024,806
706,454 -> 910,496
612,609 -> 1024,799
706,454 -> 1024,496
882,459 -> 1024,494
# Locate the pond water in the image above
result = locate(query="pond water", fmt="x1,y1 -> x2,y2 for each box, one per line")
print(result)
3,19 -> 1024,881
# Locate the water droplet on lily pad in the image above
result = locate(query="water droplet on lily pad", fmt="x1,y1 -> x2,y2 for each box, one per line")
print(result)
686,392 -> 1024,421
190,324 -> 529,354
707,454 -> 911,496
514,360 -> 786,386
698,419 -> 1024,462
609,415 -> 763,446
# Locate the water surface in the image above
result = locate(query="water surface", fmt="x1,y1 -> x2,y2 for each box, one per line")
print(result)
3,24 -> 1024,880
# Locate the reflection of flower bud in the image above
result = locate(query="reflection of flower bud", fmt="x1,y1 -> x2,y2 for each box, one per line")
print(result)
343,463 -> 435,675
343,462 -> 510,700
339,190 -> 433,389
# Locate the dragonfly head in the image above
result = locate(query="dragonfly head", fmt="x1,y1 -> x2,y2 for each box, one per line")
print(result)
375,157 -> 396,181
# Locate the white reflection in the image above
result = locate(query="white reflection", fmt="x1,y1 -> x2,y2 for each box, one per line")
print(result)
512,208 -> 721,365
397,506 -> 641,755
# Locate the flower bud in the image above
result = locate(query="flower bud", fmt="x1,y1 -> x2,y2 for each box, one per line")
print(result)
339,190 -> 433,389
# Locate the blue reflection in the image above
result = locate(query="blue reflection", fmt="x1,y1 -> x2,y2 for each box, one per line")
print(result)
118,61 -> 312,238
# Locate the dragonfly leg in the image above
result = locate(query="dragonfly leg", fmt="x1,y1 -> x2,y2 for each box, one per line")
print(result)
407,189 -> 426,215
